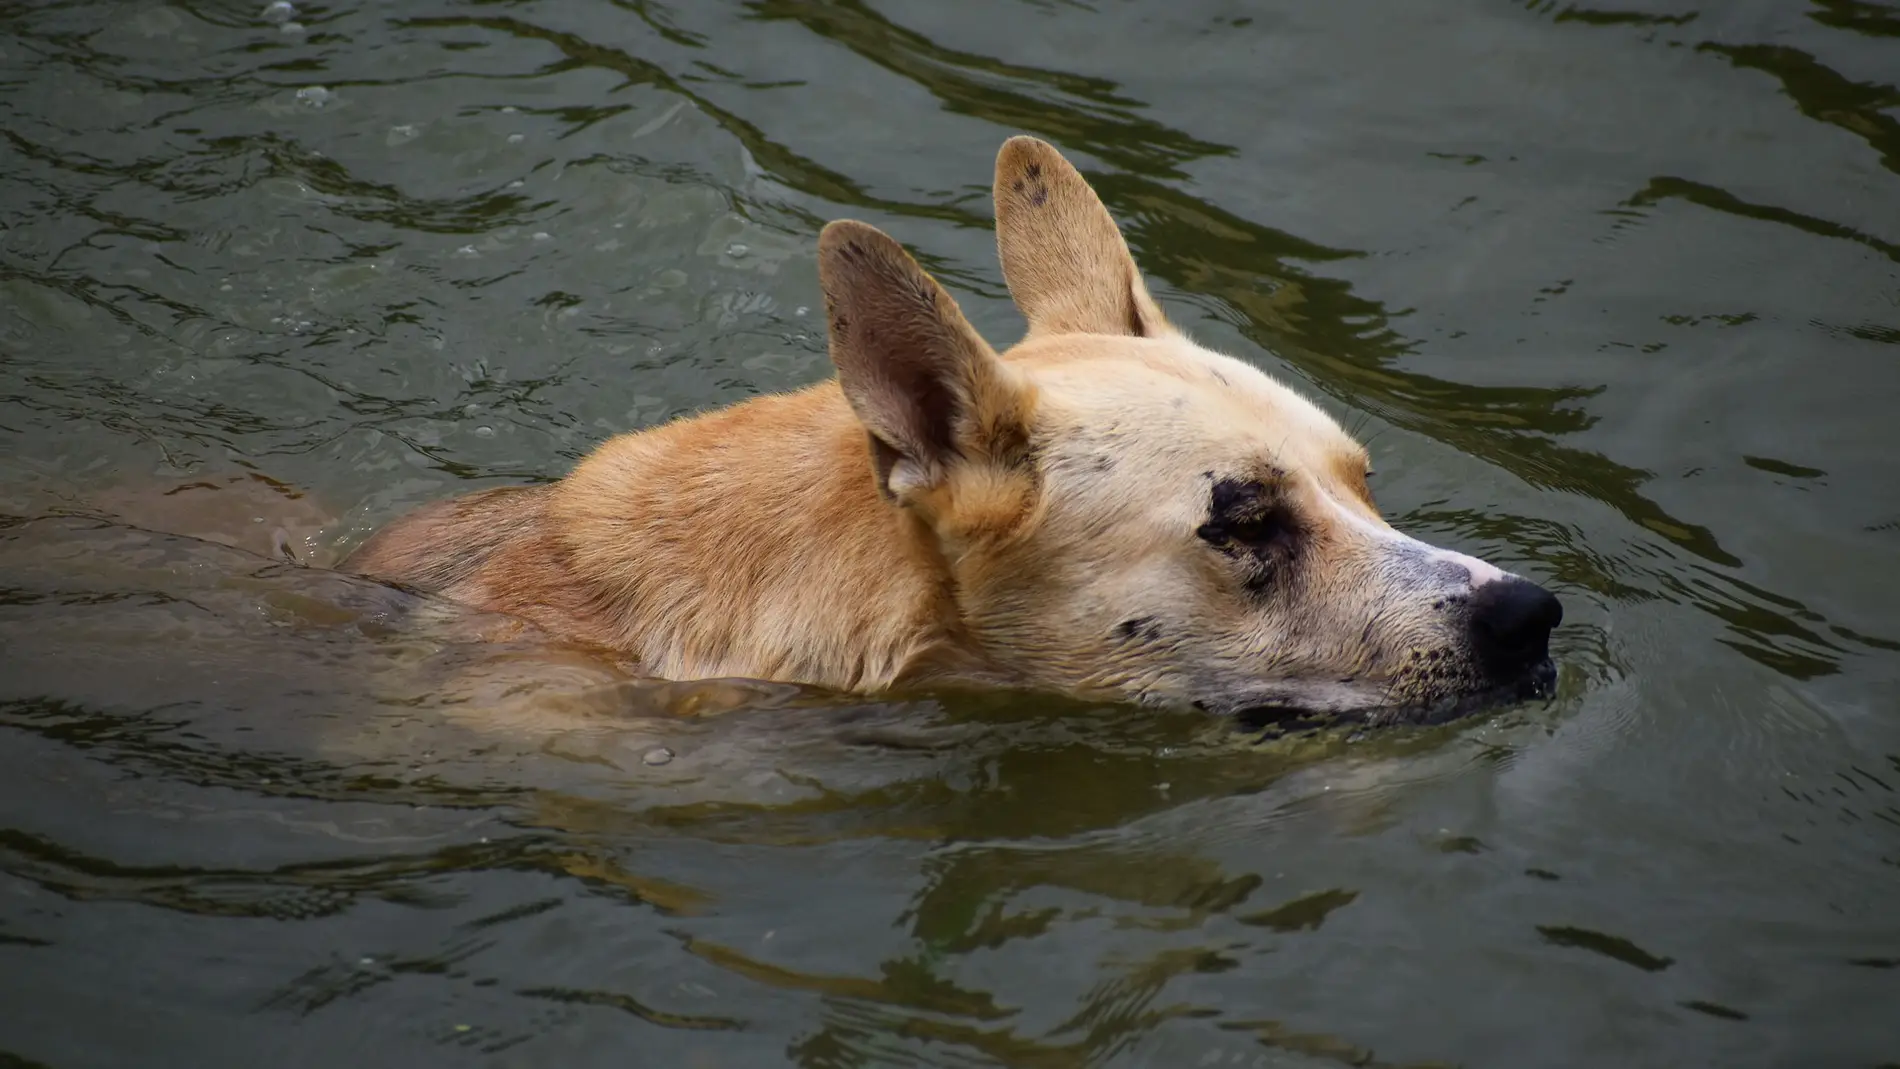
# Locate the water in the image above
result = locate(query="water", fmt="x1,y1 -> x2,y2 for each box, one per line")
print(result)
1,1 -> 1897,1066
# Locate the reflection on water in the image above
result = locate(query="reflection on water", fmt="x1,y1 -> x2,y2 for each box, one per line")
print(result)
2,0 -> 1898,1066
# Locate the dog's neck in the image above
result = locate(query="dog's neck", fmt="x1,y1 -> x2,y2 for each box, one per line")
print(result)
547,383 -> 993,691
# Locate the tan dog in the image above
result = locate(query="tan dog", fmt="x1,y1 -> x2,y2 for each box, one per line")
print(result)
344,136 -> 1561,726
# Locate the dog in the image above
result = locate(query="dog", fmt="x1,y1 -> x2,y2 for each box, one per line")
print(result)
343,136 -> 1561,726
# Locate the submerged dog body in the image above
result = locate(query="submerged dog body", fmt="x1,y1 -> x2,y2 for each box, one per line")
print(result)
346,137 -> 1560,723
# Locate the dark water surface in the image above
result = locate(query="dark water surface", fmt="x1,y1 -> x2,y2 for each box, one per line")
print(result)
3,1 -> 1898,1066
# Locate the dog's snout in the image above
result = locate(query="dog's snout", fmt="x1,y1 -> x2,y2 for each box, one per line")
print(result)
1466,578 -> 1562,676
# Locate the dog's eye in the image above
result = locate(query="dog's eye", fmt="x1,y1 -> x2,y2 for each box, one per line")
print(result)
1196,506 -> 1294,549
1199,477 -> 1298,549
1201,511 -> 1290,547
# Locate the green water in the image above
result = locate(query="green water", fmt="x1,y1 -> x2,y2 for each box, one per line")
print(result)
1,1 -> 1897,1066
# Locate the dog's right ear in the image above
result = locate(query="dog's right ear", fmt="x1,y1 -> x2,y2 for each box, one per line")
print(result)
818,220 -> 1035,504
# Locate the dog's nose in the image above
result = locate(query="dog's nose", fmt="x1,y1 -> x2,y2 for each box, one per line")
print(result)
1467,578 -> 1563,677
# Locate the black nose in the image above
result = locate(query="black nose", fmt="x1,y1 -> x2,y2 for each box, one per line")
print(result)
1466,578 -> 1563,677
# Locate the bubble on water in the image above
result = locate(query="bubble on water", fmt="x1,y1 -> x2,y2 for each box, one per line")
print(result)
507,179 -> 524,189
500,106 -> 518,114
220,284 -> 233,292
506,133 -> 524,144
531,231 -> 551,242
726,242 -> 749,257
260,0 -> 295,23
386,123 -> 419,147
794,305 -> 808,317
643,747 -> 674,766
463,403 -> 481,416
294,86 -> 332,108
456,244 -> 477,256
279,21 -> 304,34
473,426 -> 495,438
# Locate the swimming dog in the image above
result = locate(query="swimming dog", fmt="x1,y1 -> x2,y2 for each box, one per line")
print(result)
344,136 -> 1561,725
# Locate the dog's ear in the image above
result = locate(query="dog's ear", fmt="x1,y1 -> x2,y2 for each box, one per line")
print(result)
818,220 -> 1034,502
992,136 -> 1171,339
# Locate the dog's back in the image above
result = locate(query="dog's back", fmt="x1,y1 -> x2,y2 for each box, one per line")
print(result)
346,485 -> 553,598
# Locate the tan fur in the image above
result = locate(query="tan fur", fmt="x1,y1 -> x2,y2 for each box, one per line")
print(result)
345,136 -> 1557,722
994,137 -> 1172,340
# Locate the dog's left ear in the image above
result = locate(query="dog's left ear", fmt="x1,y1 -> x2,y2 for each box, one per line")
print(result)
992,136 -> 1172,339
818,220 -> 1035,504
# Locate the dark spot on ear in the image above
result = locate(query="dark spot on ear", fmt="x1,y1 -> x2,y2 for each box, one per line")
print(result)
1025,162 -> 1042,181
907,272 -> 936,309
1090,452 -> 1115,473
1114,616 -> 1164,644
1029,184 -> 1048,207
1011,178 -> 1025,193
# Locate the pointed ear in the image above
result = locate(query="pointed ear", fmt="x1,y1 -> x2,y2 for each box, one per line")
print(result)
992,136 -> 1171,339
818,220 -> 1034,501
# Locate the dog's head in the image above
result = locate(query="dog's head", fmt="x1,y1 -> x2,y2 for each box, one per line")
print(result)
818,136 -> 1560,725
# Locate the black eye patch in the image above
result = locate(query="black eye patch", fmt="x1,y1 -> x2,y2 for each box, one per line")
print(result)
1197,476 -> 1305,594
1197,477 -> 1298,548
